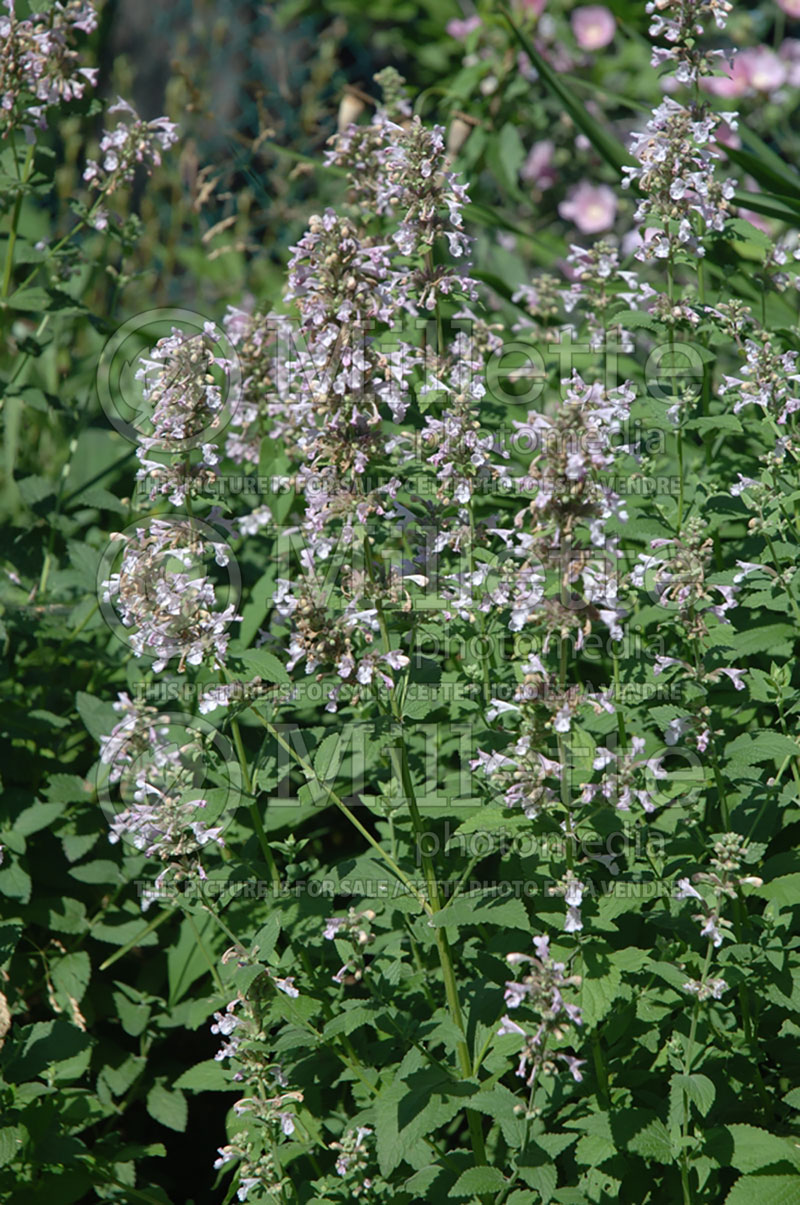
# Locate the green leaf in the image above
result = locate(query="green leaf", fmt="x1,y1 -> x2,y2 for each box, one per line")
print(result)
723,148 -> 800,213
724,217 -> 775,254
467,1085 -> 526,1147
725,732 -> 800,767
733,190 -> 800,223
74,485 -> 127,514
98,1054 -> 146,1100
488,122 -> 526,194
167,913 -> 219,1005
576,1132 -> 617,1167
448,1165 -> 508,1197
2,1019 -> 92,1083
757,876 -> 800,909
729,625 -> 795,659
739,124 -> 800,193
70,859 -> 122,885
725,1175 -> 800,1205
43,773 -> 93,804
684,415 -> 743,435
313,732 -> 342,781
112,986 -> 151,1037
16,474 -> 54,507
51,952 -> 91,1004
0,920 -> 22,966
669,1073 -> 716,1134
517,1162 -> 558,1201
173,1059 -> 238,1092
581,958 -> 624,1028
146,1083 -> 188,1133
239,647 -> 291,685
0,1126 -> 23,1167
8,287 -> 51,312
723,1125 -> 800,1172
430,892 -> 529,933
252,913 -> 282,962
627,1118 -> 675,1164
375,1056 -> 475,1176
0,861 -> 32,904
75,691 -> 117,742
322,1004 -> 378,1040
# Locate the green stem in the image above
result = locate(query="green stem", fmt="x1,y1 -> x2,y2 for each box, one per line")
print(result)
98,907 -> 173,971
395,731 -> 488,1164
679,936 -> 715,1205
677,430 -> 684,536
253,712 -> 431,914
1,143 -> 35,302
226,694 -> 282,892
558,637 -> 574,871
612,645 -> 626,745
185,908 -> 225,992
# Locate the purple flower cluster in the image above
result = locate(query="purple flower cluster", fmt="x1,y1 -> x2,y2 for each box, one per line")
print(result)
101,518 -> 239,672
100,692 -> 224,870
499,934 -> 585,1088
0,0 -> 98,139
83,97 -> 178,228
623,99 -> 736,262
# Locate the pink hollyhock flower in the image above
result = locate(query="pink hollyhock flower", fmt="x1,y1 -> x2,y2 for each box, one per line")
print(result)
779,39 -> 800,87
778,0 -> 800,17
558,181 -> 617,233
738,46 -> 788,92
447,15 -> 481,38
571,6 -> 616,51
519,0 -> 547,14
703,46 -> 787,97
701,57 -> 750,98
520,139 -> 556,188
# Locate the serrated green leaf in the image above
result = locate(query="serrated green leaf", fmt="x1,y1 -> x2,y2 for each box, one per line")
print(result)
757,876 -> 800,908
627,1118 -> 675,1164
146,1083 -> 188,1132
449,1165 -> 508,1197
239,648 -> 291,685
669,1073 -> 716,1135
51,952 -> 91,1004
173,1059 -> 238,1092
725,1175 -> 800,1205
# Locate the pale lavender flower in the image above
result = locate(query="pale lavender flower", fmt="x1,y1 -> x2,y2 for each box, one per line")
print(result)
132,323 -> 233,503
557,1053 -> 587,1081
272,975 -> 299,998
716,667 -> 746,691
499,937 -> 583,1087
101,519 -> 240,673
0,0 -> 99,138
83,98 -> 178,194
100,692 -> 224,869
623,98 -> 735,260
682,977 -> 728,1000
